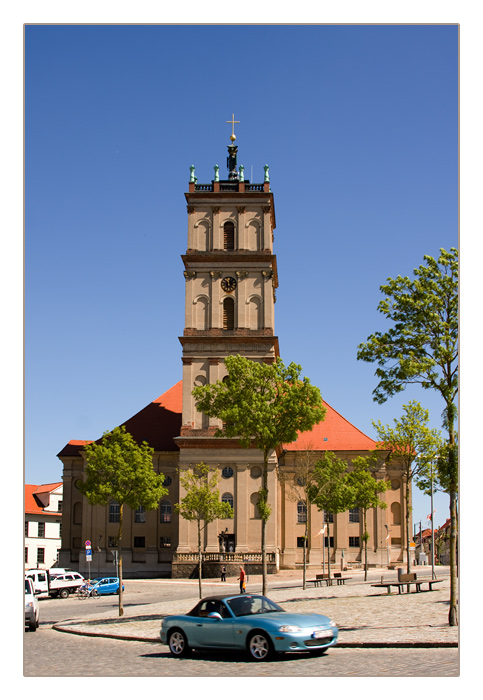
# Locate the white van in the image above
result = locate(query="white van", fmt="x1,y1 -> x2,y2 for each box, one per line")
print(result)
25,577 -> 39,631
26,569 -> 85,598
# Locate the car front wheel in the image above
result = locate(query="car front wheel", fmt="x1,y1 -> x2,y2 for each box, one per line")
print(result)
59,588 -> 69,599
247,632 -> 273,661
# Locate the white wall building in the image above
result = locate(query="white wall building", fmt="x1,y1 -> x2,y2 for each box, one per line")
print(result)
25,483 -> 63,570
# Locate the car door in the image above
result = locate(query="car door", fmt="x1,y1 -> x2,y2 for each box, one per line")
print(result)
190,601 -> 236,648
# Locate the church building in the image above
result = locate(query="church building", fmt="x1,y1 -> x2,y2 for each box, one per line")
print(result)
58,124 -> 409,578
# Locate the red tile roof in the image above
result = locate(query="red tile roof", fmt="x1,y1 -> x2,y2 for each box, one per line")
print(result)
25,483 -> 62,514
284,399 -> 377,452
57,380 -> 375,456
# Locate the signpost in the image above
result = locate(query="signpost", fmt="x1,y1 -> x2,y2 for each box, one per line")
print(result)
85,540 -> 92,579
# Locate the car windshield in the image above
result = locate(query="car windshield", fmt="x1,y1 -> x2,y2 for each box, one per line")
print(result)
226,595 -> 285,618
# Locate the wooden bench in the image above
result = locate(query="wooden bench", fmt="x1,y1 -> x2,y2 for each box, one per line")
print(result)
308,574 -> 351,587
371,578 -> 444,595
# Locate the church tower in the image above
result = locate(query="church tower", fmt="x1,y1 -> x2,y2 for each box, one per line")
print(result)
175,118 -> 280,559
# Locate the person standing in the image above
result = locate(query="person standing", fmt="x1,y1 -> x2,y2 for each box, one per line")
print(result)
221,565 -> 226,582
238,566 -> 246,593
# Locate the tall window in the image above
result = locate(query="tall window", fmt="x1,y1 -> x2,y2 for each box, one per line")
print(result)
349,508 -> 360,523
135,506 -> 146,523
223,297 -> 235,330
109,501 -> 120,523
221,493 -> 234,515
37,548 -> 45,564
223,221 -> 235,250
297,501 -> 307,523
38,522 -> 45,537
324,511 -> 333,523
160,500 -> 172,523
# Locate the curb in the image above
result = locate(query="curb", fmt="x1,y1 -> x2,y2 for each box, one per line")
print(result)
52,622 -> 458,649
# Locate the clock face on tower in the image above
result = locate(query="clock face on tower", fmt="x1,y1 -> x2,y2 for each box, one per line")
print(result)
221,276 -> 237,293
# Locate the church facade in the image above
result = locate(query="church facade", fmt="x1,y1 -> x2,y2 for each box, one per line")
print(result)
58,131 -> 410,578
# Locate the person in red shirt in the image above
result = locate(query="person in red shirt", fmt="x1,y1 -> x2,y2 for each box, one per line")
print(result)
238,566 -> 246,594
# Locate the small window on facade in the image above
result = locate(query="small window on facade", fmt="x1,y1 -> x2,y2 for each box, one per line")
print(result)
133,537 -> 145,548
349,536 -> 360,547
164,475 -> 172,487
349,508 -> 360,523
25,547 -> 28,563
297,537 -> 307,548
160,537 -> 172,548
297,501 -> 307,523
109,501 -> 120,523
58,500 -> 63,512
324,511 -> 333,523
37,548 -> 45,564
135,506 -> 146,523
38,522 -> 45,538
25,521 -> 29,537
223,221 -> 235,250
160,500 -> 172,523
223,297 -> 235,330
324,536 -> 334,548
222,466 -> 234,479
222,493 -> 234,514
108,536 -> 118,548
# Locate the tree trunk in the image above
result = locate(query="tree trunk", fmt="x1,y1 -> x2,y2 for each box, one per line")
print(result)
447,403 -> 458,626
198,521 -> 203,599
327,520 -> 331,580
118,504 -> 124,617
303,515 -> 307,590
363,509 -> 368,582
406,471 -> 411,575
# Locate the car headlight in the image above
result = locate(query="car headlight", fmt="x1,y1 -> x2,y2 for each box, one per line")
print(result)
278,625 -> 302,633
329,620 -> 337,627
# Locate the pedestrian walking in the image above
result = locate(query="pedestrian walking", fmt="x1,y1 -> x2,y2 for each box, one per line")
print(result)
221,565 -> 226,582
238,566 -> 246,593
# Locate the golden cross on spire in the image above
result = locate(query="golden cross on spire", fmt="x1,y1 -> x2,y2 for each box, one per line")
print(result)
226,113 -> 240,143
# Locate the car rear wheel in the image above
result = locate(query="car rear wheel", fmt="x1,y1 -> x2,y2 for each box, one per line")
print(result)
59,588 -> 69,599
168,629 -> 190,657
247,632 -> 273,661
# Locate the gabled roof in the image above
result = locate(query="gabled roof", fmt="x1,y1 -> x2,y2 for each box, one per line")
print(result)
57,379 -> 375,457
284,399 -> 377,452
25,483 -> 62,515
57,381 -> 183,457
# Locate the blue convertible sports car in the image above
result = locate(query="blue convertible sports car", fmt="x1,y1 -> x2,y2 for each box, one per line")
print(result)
160,594 -> 338,661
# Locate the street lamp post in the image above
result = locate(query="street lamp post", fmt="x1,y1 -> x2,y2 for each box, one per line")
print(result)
430,458 -> 436,580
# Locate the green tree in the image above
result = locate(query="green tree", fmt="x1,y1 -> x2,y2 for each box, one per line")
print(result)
193,355 -> 325,596
78,425 -> 168,616
357,247 -> 458,625
347,454 -> 391,580
373,401 -> 441,576
308,452 -> 355,579
176,462 -> 234,599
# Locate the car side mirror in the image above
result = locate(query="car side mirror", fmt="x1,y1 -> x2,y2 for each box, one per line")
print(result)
207,612 -> 223,620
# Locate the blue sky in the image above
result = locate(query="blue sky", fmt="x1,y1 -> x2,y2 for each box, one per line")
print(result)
24,24 -> 458,532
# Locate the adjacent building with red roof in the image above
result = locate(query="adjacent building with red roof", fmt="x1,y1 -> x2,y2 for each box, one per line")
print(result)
25,483 -> 63,570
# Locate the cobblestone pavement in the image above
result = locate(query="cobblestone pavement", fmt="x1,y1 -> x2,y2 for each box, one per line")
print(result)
24,626 -> 459,677
53,570 -> 458,647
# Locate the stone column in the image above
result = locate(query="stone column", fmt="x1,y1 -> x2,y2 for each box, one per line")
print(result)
237,206 -> 246,249
210,271 -> 222,328
184,271 -> 196,329
176,464 -> 191,553
236,270 -> 248,328
262,206 -> 272,251
212,206 -> 221,250
262,270 -> 274,329
235,464 -> 249,552
187,206 -> 196,250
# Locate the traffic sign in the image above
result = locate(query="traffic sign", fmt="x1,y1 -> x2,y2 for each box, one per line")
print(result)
85,540 -> 91,548
86,548 -> 92,556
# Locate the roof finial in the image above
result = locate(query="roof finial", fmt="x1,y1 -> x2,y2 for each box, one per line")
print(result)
226,113 -> 240,143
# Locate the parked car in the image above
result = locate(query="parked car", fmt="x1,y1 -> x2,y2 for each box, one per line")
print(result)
160,593 -> 338,661
25,578 -> 39,632
88,577 -> 124,596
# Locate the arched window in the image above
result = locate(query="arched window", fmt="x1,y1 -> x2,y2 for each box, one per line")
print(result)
223,221 -> 235,250
221,493 -> 234,516
223,297 -> 235,330
248,296 -> 262,330
250,493 -> 261,519
297,501 -> 307,523
73,502 -> 83,525
160,500 -> 172,523
195,296 -> 209,330
391,502 -> 401,525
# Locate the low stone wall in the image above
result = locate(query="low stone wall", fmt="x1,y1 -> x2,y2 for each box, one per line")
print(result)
172,560 -> 277,579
